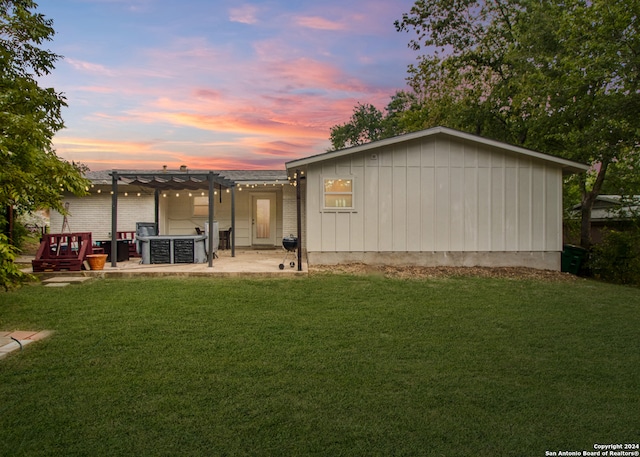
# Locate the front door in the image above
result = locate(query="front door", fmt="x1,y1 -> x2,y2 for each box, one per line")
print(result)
252,194 -> 276,246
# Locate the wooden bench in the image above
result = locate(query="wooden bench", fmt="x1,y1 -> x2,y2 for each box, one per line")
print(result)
32,232 -> 94,272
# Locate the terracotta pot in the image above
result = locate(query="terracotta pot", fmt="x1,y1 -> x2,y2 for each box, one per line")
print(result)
86,254 -> 108,270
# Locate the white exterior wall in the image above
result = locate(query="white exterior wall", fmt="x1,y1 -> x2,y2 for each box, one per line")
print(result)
162,186 -> 285,247
304,135 -> 564,269
50,188 -> 155,241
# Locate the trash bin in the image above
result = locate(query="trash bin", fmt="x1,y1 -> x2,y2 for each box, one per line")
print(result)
561,244 -> 588,275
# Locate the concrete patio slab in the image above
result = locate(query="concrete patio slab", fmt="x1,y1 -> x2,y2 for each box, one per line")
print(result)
22,248 -> 307,279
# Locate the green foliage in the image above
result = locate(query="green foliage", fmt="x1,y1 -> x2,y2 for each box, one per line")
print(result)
328,92 -> 427,150
0,0 -> 89,215
0,233 -> 30,290
0,0 -> 89,287
329,103 -> 387,150
590,229 -> 640,285
389,0 -> 640,247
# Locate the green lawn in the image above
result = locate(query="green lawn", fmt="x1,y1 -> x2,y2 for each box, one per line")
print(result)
1,274 -> 638,456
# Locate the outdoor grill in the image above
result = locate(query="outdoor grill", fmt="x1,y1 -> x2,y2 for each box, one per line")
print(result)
279,236 -> 298,270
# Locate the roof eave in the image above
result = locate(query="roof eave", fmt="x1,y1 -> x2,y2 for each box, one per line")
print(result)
286,126 -> 591,174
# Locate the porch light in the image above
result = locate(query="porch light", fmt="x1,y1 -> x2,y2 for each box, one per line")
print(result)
176,193 -> 180,197
97,189 -> 101,194
124,192 -> 128,197
137,193 -> 141,197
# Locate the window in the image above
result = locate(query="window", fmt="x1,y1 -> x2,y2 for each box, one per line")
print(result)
193,196 -> 208,216
323,178 -> 353,209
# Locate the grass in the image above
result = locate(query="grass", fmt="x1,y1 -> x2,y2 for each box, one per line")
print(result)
0,274 -> 638,456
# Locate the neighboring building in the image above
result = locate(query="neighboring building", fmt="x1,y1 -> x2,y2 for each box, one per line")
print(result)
569,195 -> 640,244
286,126 -> 589,270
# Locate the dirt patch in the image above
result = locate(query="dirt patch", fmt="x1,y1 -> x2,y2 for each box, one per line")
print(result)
309,263 -> 579,281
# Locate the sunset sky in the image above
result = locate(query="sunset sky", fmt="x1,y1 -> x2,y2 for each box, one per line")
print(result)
38,0 -> 418,171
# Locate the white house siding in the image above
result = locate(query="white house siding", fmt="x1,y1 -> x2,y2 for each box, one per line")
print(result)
50,190 -> 155,241
161,186 -> 286,247
304,135 -> 564,269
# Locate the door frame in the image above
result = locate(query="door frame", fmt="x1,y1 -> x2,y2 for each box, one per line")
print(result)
251,192 -> 277,246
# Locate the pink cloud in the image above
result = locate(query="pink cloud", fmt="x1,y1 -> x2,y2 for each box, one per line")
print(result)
229,5 -> 260,24
293,16 -> 346,31
75,86 -> 117,94
65,58 -> 116,77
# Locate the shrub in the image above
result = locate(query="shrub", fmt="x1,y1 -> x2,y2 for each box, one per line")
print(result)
589,229 -> 640,285
0,233 -> 30,290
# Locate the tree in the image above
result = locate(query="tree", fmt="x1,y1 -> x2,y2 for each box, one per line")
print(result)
329,93 -> 427,151
329,103 -> 387,150
0,0 -> 89,288
394,0 -> 640,248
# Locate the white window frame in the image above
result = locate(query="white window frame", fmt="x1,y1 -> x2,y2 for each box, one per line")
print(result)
322,177 -> 355,211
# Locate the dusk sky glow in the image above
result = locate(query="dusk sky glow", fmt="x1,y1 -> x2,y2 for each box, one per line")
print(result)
38,0 -> 418,171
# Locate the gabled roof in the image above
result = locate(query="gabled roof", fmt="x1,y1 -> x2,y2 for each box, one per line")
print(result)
285,126 -> 590,175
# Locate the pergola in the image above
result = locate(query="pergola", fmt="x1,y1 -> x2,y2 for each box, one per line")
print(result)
109,170 -> 236,268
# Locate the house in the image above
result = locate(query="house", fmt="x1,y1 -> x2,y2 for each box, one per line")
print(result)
285,126 -> 589,270
51,169 -> 293,250
569,195 -> 640,244
51,127 -> 589,271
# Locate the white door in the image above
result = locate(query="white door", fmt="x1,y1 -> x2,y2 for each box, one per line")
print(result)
252,194 -> 276,246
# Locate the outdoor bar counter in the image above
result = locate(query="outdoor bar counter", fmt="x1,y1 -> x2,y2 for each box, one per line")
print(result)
137,234 -> 211,264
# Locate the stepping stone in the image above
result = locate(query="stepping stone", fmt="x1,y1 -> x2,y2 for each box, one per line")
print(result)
42,277 -> 91,285
44,282 -> 71,287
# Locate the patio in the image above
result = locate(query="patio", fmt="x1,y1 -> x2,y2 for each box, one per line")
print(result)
20,248 -> 307,278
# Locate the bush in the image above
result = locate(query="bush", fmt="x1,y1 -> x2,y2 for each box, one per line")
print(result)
0,233 -> 31,290
589,229 -> 640,285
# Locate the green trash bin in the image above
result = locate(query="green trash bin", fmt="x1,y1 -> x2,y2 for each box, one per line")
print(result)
561,244 -> 588,274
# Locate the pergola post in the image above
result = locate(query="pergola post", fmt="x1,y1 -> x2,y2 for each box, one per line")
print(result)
208,172 -> 215,267
296,169 -> 303,271
111,171 -> 118,267
231,185 -> 236,257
